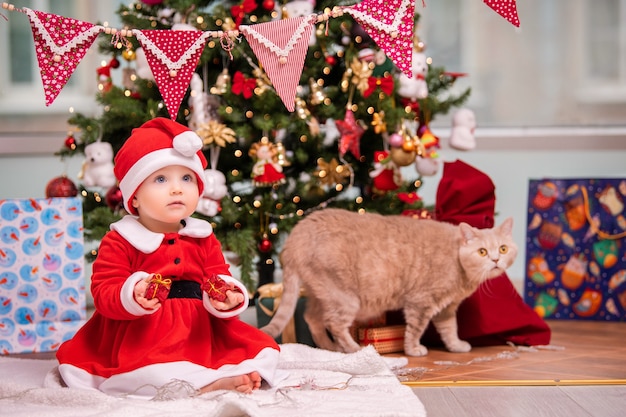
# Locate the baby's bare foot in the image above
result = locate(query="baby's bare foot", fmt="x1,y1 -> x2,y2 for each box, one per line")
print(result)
200,372 -> 262,394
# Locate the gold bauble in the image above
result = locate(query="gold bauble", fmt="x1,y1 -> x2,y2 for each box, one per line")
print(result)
121,49 -> 136,61
212,69 -> 231,95
389,147 -> 416,167
401,140 -> 416,152
309,78 -> 326,106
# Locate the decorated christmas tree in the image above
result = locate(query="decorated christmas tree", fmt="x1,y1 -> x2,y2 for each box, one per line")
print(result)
50,0 -> 471,293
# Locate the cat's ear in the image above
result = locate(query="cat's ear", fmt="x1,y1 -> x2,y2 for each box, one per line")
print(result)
459,222 -> 478,243
499,217 -> 514,236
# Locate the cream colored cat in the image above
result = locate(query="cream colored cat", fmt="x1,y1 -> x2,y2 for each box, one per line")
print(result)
261,208 -> 517,356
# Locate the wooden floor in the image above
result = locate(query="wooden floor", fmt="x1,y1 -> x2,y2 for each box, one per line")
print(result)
390,320 -> 626,417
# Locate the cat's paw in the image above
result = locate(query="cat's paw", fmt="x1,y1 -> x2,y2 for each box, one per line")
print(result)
446,340 -> 472,353
405,343 -> 429,357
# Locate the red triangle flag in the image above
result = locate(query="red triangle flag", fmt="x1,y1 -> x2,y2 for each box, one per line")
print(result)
24,8 -> 102,106
343,0 -> 415,78
240,15 -> 316,112
134,29 -> 209,119
483,0 -> 520,27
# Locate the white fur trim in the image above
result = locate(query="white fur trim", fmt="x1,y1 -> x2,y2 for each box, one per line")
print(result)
111,216 -> 163,253
118,147 -> 205,213
110,216 -> 214,253
203,275 -> 249,318
172,131 -> 203,157
58,364 -> 106,393
121,271 -> 157,316
59,347 -> 284,398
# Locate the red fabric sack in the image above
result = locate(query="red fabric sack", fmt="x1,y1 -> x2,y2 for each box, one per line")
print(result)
423,160 -> 551,346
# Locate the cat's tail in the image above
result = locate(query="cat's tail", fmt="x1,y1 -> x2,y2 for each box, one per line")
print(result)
259,266 -> 301,338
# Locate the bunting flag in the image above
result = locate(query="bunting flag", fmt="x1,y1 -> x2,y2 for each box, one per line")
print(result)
24,8 -> 103,106
7,0 -> 518,114
134,29 -> 209,119
483,0 -> 520,27
343,0 -> 415,78
240,15 -> 317,112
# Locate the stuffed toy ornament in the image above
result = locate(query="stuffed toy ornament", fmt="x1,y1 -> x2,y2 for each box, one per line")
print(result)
397,51 -> 428,101
196,169 -> 228,217
79,141 -> 117,188
134,48 -> 154,81
415,155 -> 439,177
449,108 -> 477,150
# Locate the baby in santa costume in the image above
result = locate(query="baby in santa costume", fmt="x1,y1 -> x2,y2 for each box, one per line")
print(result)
56,118 -> 285,398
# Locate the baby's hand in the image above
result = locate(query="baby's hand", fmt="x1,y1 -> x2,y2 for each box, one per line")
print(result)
203,274 -> 244,311
134,276 -> 161,311
210,289 -> 245,311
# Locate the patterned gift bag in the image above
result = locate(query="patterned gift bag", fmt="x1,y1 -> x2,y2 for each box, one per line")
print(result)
524,179 -> 626,321
0,197 -> 87,354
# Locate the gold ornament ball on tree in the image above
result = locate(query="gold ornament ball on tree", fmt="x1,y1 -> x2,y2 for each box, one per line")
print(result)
389,146 -> 416,167
121,49 -> 136,61
401,139 -> 416,153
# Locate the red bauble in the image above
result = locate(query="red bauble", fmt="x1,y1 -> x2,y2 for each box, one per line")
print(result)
140,0 -> 164,5
46,176 -> 78,198
64,135 -> 76,150
261,0 -> 275,11
258,237 -> 273,253
105,186 -> 124,211
325,55 -> 337,66
109,57 -> 120,69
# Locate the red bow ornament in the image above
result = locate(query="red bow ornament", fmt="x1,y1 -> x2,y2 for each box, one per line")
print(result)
231,0 -> 257,28
363,75 -> 394,98
231,71 -> 257,99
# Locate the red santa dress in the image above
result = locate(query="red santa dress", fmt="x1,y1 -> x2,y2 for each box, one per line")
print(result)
56,215 -> 284,398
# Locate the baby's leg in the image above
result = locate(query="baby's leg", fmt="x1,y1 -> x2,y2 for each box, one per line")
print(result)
199,372 -> 261,394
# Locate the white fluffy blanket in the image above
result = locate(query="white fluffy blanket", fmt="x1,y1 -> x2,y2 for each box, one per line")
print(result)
0,344 -> 425,417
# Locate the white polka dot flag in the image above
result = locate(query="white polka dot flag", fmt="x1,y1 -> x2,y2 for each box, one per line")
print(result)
343,0 -> 415,78
24,7 -> 103,106
483,0 -> 520,27
134,29 -> 210,119
240,15 -> 317,112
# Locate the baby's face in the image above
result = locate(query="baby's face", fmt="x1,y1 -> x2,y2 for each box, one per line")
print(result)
132,165 -> 199,233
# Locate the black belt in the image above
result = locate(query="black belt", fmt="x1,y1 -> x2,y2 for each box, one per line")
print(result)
167,280 -> 202,300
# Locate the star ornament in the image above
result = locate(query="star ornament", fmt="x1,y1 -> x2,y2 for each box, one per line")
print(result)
336,110 -> 365,159
196,120 -> 236,148
314,158 -> 351,187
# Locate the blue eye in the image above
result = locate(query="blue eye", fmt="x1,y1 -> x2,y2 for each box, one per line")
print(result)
183,174 -> 193,182
155,175 -> 166,183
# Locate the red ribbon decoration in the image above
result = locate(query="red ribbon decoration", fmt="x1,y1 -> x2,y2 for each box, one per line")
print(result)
363,75 -> 394,98
231,71 -> 256,99
230,0 -> 257,28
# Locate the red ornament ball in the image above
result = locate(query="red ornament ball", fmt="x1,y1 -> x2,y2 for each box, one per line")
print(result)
105,186 -> 124,211
140,0 -> 164,5
64,135 -> 76,150
46,176 -> 78,198
258,237 -> 273,253
109,57 -> 120,69
262,0 -> 275,11
325,55 -> 337,66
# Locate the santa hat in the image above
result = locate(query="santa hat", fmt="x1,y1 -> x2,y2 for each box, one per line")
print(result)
114,117 -> 207,215
435,159 -> 495,229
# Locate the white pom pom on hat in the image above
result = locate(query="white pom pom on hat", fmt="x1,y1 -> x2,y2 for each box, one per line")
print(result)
114,117 -> 208,215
